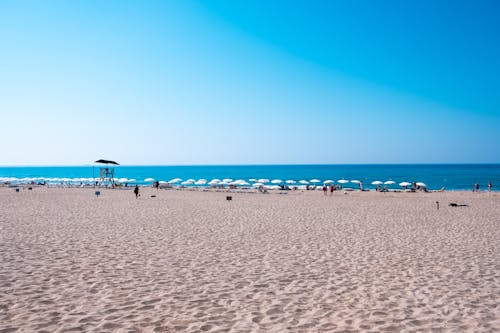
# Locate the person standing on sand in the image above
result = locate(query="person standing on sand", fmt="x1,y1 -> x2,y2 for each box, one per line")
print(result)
488,181 -> 492,192
474,182 -> 479,192
322,184 -> 327,195
330,185 -> 334,195
134,185 -> 140,198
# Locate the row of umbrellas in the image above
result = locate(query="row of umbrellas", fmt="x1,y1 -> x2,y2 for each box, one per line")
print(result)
0,177 -> 426,188
146,178 -> 427,188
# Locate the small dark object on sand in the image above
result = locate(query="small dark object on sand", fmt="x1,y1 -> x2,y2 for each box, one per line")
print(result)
226,196 -> 232,201
151,195 -> 156,198
436,201 -> 439,210
449,202 -> 468,207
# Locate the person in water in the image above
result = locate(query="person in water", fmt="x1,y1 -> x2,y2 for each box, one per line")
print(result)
134,185 -> 140,198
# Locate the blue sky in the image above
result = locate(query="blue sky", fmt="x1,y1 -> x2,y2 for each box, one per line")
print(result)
1,0 -> 499,165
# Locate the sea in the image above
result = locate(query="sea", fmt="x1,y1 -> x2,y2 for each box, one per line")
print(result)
0,164 -> 499,191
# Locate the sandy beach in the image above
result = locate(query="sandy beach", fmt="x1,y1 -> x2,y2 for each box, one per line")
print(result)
0,187 -> 498,332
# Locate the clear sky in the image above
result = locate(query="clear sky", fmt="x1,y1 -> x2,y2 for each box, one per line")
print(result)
1,0 -> 499,165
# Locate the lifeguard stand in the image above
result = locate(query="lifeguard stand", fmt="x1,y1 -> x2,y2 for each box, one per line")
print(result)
99,167 -> 115,187
94,159 -> 119,187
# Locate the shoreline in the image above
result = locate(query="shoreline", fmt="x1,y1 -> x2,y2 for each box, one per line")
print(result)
2,183 -> 499,194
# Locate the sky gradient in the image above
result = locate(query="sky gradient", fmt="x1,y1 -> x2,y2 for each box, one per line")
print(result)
1,0 -> 499,165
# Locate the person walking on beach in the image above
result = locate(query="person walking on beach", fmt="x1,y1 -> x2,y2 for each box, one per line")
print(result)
488,181 -> 492,192
322,184 -> 327,195
134,185 -> 140,198
330,185 -> 334,195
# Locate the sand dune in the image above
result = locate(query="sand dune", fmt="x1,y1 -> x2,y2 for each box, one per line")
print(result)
0,187 -> 499,332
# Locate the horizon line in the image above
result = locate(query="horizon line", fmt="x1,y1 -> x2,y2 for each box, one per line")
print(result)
1,163 -> 500,167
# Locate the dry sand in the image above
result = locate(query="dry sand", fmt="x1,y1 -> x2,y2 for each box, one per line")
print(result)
0,187 -> 499,332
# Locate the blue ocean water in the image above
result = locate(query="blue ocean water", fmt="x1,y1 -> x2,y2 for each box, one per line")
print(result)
0,165 -> 499,191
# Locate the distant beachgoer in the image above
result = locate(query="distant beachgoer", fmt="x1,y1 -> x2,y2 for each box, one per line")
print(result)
359,181 -> 363,191
134,185 -> 140,198
488,181 -> 492,192
322,185 -> 327,195
474,182 -> 479,192
330,185 -> 334,195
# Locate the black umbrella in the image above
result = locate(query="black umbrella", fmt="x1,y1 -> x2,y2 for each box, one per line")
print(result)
95,159 -> 119,165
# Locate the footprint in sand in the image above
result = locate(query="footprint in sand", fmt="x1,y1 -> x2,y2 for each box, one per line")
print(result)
142,298 -> 161,305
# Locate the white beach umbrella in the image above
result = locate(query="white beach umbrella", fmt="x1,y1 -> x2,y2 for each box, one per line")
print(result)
208,179 -> 220,184
285,180 -> 296,184
233,180 -> 249,186
249,178 -> 257,182
118,178 -> 128,183
169,178 -> 182,184
181,180 -> 193,185
144,177 -> 155,182
271,179 -> 283,184
310,179 -> 321,183
299,180 -> 309,184
268,185 -> 281,190
337,179 -> 349,184
128,179 -> 137,183
252,182 -> 264,187
158,180 -> 168,184
351,180 -> 360,184
384,180 -> 396,185
399,182 -> 411,187
258,178 -> 270,183
323,180 -> 334,184
416,182 -> 427,187
195,179 -> 207,185
371,181 -> 383,185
